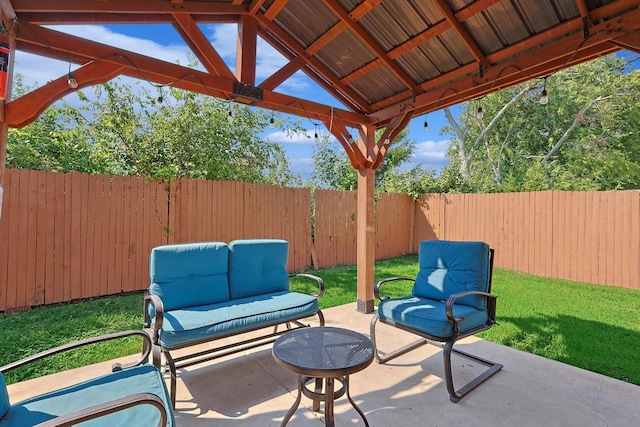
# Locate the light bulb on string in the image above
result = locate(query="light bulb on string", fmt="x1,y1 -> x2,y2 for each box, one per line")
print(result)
67,63 -> 78,89
423,117 -> 429,132
476,106 -> 484,120
540,77 -> 549,105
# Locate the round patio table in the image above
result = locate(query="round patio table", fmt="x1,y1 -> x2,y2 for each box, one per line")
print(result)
272,326 -> 374,427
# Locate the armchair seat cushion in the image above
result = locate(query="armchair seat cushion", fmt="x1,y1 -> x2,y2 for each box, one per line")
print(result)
1,365 -> 172,427
377,296 -> 489,338
159,291 -> 320,348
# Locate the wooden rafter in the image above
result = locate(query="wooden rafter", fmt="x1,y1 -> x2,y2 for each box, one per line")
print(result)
322,0 -> 420,94
432,0 -> 487,67
171,13 -> 236,80
255,13 -> 372,114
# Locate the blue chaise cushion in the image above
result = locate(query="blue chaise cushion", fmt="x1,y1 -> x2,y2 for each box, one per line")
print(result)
0,365 -> 174,427
412,240 -> 490,309
150,242 -> 230,310
0,373 -> 9,419
377,296 -> 489,338
228,239 -> 289,300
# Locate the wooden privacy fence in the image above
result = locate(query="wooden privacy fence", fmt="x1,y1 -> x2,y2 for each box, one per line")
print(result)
0,169 -> 638,312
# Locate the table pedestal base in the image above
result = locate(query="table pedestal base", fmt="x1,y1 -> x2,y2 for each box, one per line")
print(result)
280,375 -> 369,427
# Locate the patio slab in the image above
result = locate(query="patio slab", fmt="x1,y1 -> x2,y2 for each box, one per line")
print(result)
8,303 -> 640,426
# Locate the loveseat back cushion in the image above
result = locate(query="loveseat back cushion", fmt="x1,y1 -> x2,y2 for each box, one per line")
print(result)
150,242 -> 230,311
0,373 -> 9,419
228,239 -> 289,300
412,240 -> 490,309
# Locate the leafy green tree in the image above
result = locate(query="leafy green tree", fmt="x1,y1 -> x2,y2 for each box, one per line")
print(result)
7,77 -> 301,187
439,54 -> 640,192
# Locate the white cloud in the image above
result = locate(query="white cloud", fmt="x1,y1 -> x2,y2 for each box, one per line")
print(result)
410,139 -> 451,171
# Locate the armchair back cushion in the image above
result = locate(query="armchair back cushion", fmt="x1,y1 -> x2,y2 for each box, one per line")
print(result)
150,242 -> 230,311
0,373 -> 8,418
412,240 -> 491,309
228,239 -> 289,299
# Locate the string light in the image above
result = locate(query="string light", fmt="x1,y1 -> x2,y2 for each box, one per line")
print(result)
476,105 -> 484,120
423,118 -> 429,132
67,63 -> 78,89
227,107 -> 233,123
269,112 -> 275,128
540,77 -> 549,105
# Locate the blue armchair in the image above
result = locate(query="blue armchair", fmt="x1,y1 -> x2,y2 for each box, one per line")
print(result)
370,240 -> 502,403
0,330 -> 174,426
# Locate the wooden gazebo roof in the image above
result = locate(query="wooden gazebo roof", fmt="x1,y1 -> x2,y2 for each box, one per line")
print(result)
1,0 -> 639,312
3,1 -> 639,153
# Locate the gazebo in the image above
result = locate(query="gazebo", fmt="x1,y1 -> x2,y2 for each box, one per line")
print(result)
0,0 -> 638,313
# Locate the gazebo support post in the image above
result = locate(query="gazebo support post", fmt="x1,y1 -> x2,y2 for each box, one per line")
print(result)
356,126 -> 376,313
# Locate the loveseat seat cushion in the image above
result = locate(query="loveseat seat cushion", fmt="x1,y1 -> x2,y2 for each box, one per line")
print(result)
228,239 -> 289,299
150,242 -> 230,311
158,291 -> 319,348
412,240 -> 490,310
0,365 -> 174,427
377,296 -> 489,338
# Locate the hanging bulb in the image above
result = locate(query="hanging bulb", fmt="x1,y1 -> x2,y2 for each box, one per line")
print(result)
314,130 -> 319,141
423,118 -> 429,132
476,106 -> 484,120
269,115 -> 275,128
227,108 -> 233,123
539,89 -> 548,105
540,77 -> 549,105
67,72 -> 78,89
157,95 -> 163,104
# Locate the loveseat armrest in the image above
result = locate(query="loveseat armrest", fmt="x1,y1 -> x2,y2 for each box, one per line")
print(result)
34,392 -> 168,427
0,330 -> 152,375
374,277 -> 415,301
445,291 -> 498,333
144,293 -> 165,340
289,273 -> 325,298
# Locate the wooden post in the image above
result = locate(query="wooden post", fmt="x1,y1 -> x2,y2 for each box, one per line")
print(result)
356,126 -> 376,313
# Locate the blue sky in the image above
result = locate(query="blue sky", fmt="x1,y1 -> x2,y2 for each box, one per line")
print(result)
13,23 -> 452,179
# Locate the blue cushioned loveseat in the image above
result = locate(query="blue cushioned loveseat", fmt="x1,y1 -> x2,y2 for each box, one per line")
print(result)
144,239 -> 325,407
0,331 -> 174,427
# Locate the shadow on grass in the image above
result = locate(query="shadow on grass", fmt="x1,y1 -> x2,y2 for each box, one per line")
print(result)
495,313 -> 640,385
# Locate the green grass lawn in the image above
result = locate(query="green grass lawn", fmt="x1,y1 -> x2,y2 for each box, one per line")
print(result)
2,254 -> 639,387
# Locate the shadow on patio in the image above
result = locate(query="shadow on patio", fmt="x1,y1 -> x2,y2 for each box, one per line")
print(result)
8,303 -> 640,426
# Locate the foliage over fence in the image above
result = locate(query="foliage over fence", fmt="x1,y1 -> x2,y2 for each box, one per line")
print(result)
1,169 -> 638,312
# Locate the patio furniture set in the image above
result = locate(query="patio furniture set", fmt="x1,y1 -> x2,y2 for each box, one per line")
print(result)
0,239 -> 501,426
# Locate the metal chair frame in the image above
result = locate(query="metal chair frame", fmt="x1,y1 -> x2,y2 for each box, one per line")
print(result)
370,248 -> 502,403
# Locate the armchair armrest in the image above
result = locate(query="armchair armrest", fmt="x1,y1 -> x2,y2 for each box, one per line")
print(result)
289,273 -> 325,298
374,277 -> 415,301
445,291 -> 498,333
144,293 -> 165,341
35,392 -> 167,427
0,330 -> 152,374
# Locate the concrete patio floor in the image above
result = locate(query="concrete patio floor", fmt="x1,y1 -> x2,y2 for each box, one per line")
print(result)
8,303 -> 640,426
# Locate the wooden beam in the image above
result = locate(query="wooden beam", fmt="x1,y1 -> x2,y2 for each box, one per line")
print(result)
259,56 -> 305,91
10,0 -> 246,15
263,0 -> 289,21
370,6 -> 640,125
171,13 -> 236,79
236,15 -> 258,84
323,0 -> 420,94
255,13 -> 372,113
4,61 -> 125,128
14,21 -> 366,127
432,0 -> 487,66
